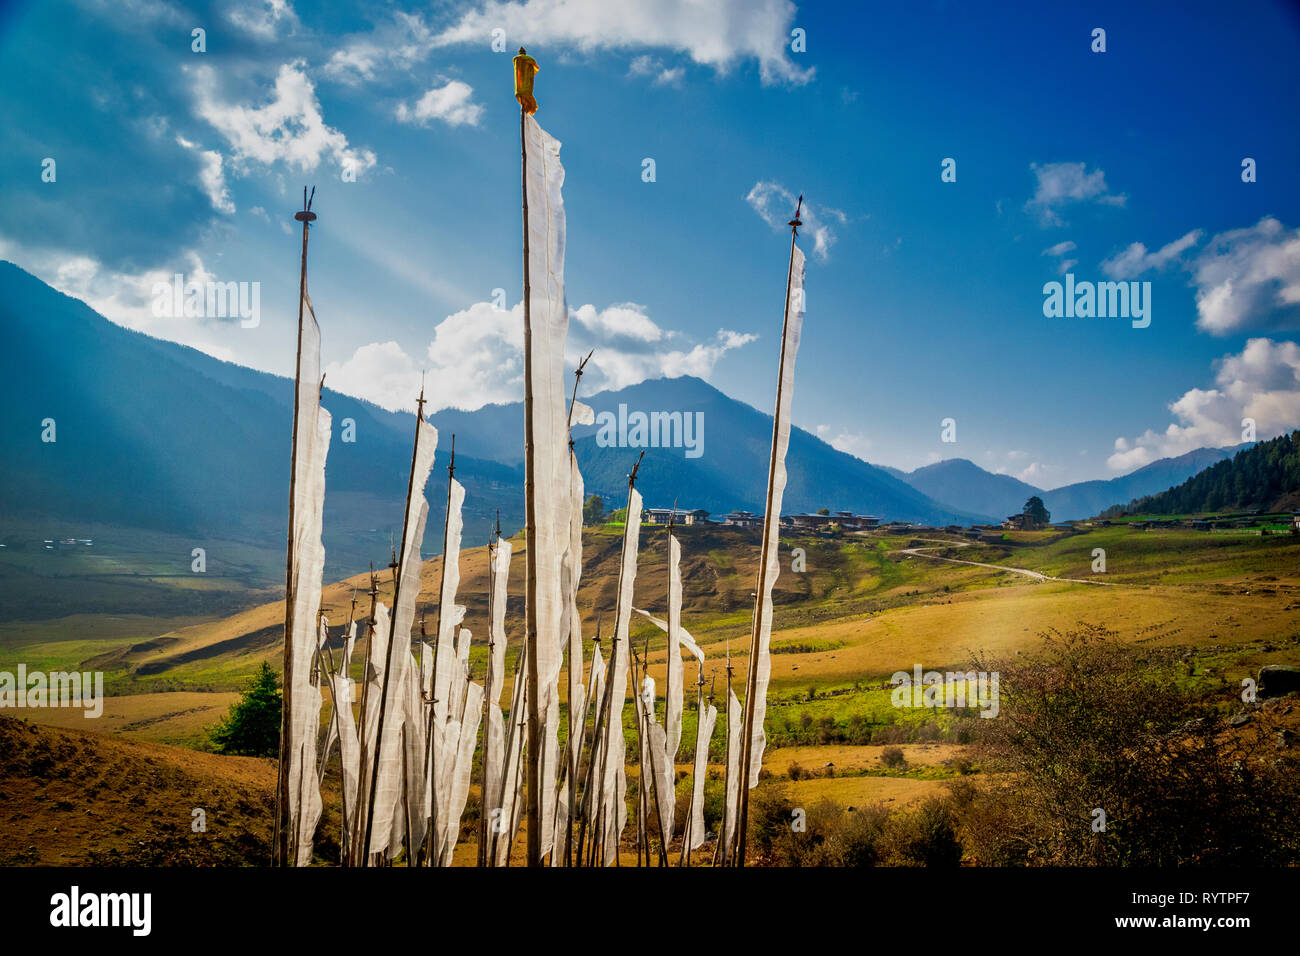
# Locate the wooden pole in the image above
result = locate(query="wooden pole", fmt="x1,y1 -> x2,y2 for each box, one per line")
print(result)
630,647 -> 646,866
424,434 -> 456,866
519,59 -> 544,869
735,196 -> 802,866
275,186 -> 316,867
562,351 -> 591,868
681,664 -> 705,866
581,455 -> 642,865
478,533 -> 496,868
714,647 -> 734,867
362,387 -> 427,862
347,568 -> 379,865
401,724 -> 414,864
573,622 -> 603,865
491,645 -> 527,865
506,659 -> 530,866
633,644 -> 671,867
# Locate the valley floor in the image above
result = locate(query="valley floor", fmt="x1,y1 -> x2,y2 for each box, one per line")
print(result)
2,523 -> 1298,864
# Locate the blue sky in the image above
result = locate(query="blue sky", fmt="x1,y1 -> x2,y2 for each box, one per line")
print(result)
2,0 -> 1298,487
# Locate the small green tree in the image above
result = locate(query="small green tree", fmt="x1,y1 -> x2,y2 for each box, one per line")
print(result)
816,507 -> 830,516
1022,496 -> 1050,528
211,662 -> 282,757
583,494 -> 605,525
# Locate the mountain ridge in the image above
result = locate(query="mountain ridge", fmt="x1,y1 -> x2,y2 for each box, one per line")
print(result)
0,261 -> 978,593
879,447 -> 1243,522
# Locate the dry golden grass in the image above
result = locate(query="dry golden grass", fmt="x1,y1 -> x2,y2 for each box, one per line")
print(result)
0,715 -> 273,865
14,691 -> 239,747
787,774 -> 949,808
760,581 -> 1297,689
771,743 -> 967,773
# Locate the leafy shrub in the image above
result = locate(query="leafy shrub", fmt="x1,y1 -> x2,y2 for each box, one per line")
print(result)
967,624 -> 1300,865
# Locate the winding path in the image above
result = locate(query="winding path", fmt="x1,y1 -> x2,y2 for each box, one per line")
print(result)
897,538 -> 1113,586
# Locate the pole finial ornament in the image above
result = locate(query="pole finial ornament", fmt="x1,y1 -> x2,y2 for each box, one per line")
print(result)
514,49 -> 539,114
295,185 -> 317,223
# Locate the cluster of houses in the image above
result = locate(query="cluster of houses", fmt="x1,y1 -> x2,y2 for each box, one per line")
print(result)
641,507 -> 883,532
1000,514 -> 1076,532
642,507 -> 1300,536
1124,512 -> 1299,532
42,537 -> 93,550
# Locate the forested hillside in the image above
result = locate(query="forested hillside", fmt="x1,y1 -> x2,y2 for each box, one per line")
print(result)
1102,431 -> 1300,516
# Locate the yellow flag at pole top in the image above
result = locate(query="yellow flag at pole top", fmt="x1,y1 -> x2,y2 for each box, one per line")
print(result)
514,47 -> 539,114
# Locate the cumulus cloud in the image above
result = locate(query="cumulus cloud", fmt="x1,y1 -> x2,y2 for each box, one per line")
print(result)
1192,217 -> 1300,336
176,135 -> 234,214
432,0 -> 813,86
1101,229 -> 1202,279
572,302 -> 664,343
745,181 -> 845,261
325,300 -> 757,412
1025,162 -> 1126,227
193,61 -> 377,178
322,340 -> 425,410
1107,337 -> 1300,471
395,80 -> 484,128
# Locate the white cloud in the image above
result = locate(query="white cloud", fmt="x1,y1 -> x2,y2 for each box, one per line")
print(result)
322,47 -> 379,85
1107,337 -> 1300,470
322,12 -> 436,85
433,0 -> 813,86
983,449 -> 1056,486
1025,162 -> 1126,227
0,237 -> 244,362
571,302 -> 664,343
628,54 -> 684,87
656,66 -> 685,87
745,181 -> 844,261
193,61 -> 377,178
1011,461 -> 1055,484
1192,217 -> 1300,336
395,80 -> 484,128
1042,239 -> 1078,275
815,424 -> 873,461
587,327 -> 756,393
1101,229 -> 1202,279
225,0 -> 297,39
325,299 -> 756,412
176,135 -> 235,214
323,341 -> 425,410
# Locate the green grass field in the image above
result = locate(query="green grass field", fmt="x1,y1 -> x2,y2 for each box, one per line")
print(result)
5,521 -> 1297,758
